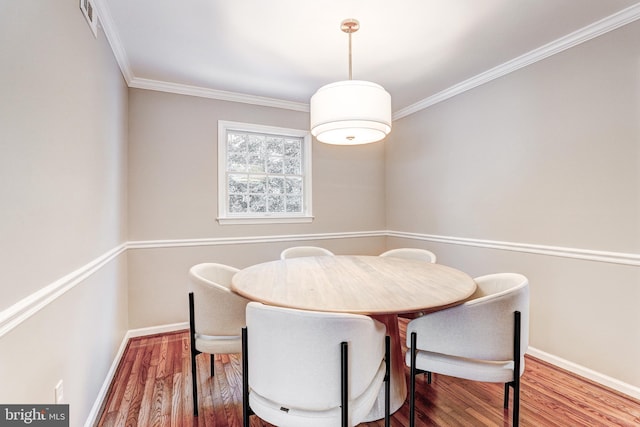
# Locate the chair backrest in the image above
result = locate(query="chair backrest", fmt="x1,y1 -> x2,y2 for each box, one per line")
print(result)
246,302 -> 385,410
463,273 -> 529,360
189,263 -> 250,337
280,246 -> 335,259
379,248 -> 436,263
410,273 -> 529,362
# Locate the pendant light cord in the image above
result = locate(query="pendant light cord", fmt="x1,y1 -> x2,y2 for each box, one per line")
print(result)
348,30 -> 353,80
341,19 -> 359,80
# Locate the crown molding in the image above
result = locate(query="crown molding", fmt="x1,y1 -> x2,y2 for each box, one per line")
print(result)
128,78 -> 309,112
96,1 -> 640,118
98,0 -> 307,113
393,2 -> 640,120
92,0 -> 134,82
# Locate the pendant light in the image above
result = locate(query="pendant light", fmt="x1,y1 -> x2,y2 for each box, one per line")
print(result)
310,19 -> 392,145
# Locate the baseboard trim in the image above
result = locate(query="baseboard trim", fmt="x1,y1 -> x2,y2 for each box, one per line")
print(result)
127,322 -> 190,338
83,323 -> 640,426
84,330 -> 130,427
84,322 -> 189,427
527,346 -> 640,401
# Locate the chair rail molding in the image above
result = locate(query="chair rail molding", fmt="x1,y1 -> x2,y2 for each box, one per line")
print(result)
126,230 -> 384,249
387,231 -> 640,267
3,230 -> 638,339
128,231 -> 640,267
0,243 -> 127,338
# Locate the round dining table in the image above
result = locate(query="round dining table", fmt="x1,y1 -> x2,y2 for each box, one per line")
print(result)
231,255 -> 477,420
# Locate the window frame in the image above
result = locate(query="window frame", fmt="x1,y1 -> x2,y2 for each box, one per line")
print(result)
217,120 -> 313,225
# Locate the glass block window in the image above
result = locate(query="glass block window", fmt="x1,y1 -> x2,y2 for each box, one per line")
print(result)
218,121 -> 313,224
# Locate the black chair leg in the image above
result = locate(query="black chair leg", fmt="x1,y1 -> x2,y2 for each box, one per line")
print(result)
504,382 -> 511,408
190,345 -> 198,416
210,353 -> 215,377
188,292 -> 199,417
384,336 -> 391,427
341,341 -> 349,427
513,311 -> 522,427
409,331 -> 417,427
242,328 -> 250,427
427,371 -> 432,384
513,381 -> 520,427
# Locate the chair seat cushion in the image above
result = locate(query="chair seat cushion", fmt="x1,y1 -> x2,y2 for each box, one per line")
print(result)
249,359 -> 386,427
406,349 -> 524,384
195,334 -> 242,355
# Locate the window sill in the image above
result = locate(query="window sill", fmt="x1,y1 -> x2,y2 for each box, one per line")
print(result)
217,216 -> 314,225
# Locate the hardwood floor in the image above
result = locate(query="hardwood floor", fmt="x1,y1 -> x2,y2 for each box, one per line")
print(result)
96,322 -> 640,426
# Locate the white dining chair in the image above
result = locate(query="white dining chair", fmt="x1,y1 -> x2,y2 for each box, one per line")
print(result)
405,273 -> 529,427
242,302 -> 390,427
280,245 -> 335,259
188,262 -> 250,416
379,247 -> 437,263
380,248 -> 437,320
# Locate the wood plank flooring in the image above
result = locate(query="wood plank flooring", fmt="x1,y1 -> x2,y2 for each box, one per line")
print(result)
96,321 -> 640,426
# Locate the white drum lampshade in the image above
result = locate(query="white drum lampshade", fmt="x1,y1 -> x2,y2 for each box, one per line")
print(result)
310,19 -> 392,145
310,80 -> 392,145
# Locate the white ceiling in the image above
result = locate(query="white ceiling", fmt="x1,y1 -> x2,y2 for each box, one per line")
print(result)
99,0 -> 640,116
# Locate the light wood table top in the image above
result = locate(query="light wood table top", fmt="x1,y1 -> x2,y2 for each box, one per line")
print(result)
232,255 -> 476,316
232,255 -> 476,421
231,255 -> 476,421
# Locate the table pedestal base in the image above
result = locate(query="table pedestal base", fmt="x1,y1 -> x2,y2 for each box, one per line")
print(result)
363,314 -> 407,421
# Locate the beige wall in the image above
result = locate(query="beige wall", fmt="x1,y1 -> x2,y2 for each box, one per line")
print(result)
3,1 -> 640,422
127,88 -> 386,240
0,0 -> 129,425
1,1 -> 128,309
126,89 -> 386,327
386,21 -> 640,389
127,237 -> 386,328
